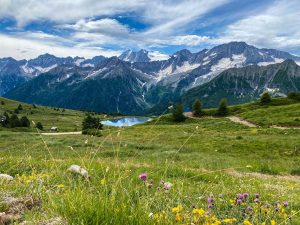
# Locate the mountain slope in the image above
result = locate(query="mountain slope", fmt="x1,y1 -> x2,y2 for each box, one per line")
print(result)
182,60 -> 300,108
4,58 -> 150,114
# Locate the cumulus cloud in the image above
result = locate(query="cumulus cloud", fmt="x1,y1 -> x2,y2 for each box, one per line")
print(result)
220,0 -> 300,53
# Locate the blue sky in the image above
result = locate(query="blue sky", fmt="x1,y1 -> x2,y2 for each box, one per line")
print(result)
0,0 -> 299,59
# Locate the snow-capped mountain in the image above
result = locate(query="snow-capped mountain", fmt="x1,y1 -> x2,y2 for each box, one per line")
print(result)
119,49 -> 169,62
2,42 -> 300,114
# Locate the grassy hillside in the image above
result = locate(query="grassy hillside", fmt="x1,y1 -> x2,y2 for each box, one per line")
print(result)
201,97 -> 300,127
0,100 -> 299,224
0,97 -> 104,132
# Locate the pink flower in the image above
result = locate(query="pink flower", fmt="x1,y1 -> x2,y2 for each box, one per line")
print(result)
139,173 -> 147,180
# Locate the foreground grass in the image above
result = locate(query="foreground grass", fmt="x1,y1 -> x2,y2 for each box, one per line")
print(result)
0,117 -> 299,224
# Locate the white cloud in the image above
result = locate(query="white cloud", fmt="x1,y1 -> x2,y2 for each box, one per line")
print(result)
153,35 -> 211,46
0,33 -> 121,59
219,0 -> 300,53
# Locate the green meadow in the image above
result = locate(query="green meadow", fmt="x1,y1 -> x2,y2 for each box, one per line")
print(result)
0,97 -> 299,224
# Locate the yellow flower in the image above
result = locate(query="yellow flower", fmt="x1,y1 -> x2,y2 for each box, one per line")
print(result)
172,204 -> 182,213
193,208 -> 205,217
100,178 -> 106,186
55,184 -> 65,188
243,219 -> 252,225
261,223 -> 266,225
175,213 -> 182,222
223,218 -> 237,224
271,220 -> 276,225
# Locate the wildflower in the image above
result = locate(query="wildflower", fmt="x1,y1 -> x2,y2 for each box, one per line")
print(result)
100,178 -> 105,186
163,182 -> 172,190
243,219 -> 252,225
218,194 -> 223,198
55,184 -> 65,188
222,218 -> 237,224
175,213 -> 182,222
243,193 -> 249,198
192,208 -> 205,217
207,197 -> 214,204
172,205 -> 182,213
282,201 -> 288,207
254,198 -> 260,203
148,212 -> 153,217
271,220 -> 276,225
246,206 -> 253,212
139,173 -> 147,180
237,193 -> 243,199
236,199 -> 242,204
254,193 -> 259,198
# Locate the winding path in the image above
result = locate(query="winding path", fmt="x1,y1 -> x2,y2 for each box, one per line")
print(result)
40,131 -> 82,136
226,116 -> 258,128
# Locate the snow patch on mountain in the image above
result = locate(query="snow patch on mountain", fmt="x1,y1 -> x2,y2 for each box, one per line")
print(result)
258,57 -> 284,66
35,64 -> 57,73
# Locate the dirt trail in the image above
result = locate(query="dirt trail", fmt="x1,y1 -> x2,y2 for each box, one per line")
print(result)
270,125 -> 300,130
227,116 -> 258,128
40,131 -> 82,136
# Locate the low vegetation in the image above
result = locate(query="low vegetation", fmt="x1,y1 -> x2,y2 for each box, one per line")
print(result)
0,96 -> 299,224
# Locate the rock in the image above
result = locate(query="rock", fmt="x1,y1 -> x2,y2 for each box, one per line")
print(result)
0,174 -> 13,181
0,212 -> 22,224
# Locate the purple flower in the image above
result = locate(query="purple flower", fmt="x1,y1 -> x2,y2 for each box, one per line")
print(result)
236,199 -> 242,204
139,173 -> 147,180
254,193 -> 259,198
205,211 -> 210,215
237,193 -> 243,199
208,204 -> 212,208
207,197 -> 214,204
254,198 -> 260,203
246,206 -> 253,211
283,201 -> 288,207
243,193 -> 249,198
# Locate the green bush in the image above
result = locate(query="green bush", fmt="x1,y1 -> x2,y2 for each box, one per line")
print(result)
287,92 -> 300,101
172,104 -> 186,122
82,114 -> 103,131
192,99 -> 202,117
36,122 -> 44,130
20,116 -> 30,127
260,92 -> 272,104
10,114 -> 21,128
216,98 -> 229,116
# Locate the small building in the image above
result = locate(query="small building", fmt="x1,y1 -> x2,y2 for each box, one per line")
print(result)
50,127 -> 58,132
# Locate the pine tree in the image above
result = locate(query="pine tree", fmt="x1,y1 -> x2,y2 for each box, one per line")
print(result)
192,99 -> 202,117
172,104 -> 186,122
1,112 -> 10,127
17,104 -> 23,110
36,122 -> 43,130
20,116 -> 30,127
82,114 -> 103,131
10,114 -> 21,128
260,92 -> 271,104
216,98 -> 229,116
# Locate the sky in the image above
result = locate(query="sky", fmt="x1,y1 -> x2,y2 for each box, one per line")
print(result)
0,0 -> 299,59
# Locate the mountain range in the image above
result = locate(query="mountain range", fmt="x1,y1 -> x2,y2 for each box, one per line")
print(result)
1,42 -> 300,114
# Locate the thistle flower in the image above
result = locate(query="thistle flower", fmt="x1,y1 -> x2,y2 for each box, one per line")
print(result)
254,198 -> 260,203
243,193 -> 249,198
236,199 -> 242,204
139,173 -> 147,180
283,201 -> 288,207
163,182 -> 172,190
254,193 -> 259,198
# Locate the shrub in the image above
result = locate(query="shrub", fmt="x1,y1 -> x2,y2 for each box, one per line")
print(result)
36,122 -> 43,130
172,104 -> 186,122
17,104 -> 23,110
82,114 -> 103,131
287,92 -> 300,101
216,98 -> 229,116
20,116 -> 30,127
260,92 -> 271,104
192,99 -> 202,117
1,101 -> 4,105
10,114 -> 21,128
